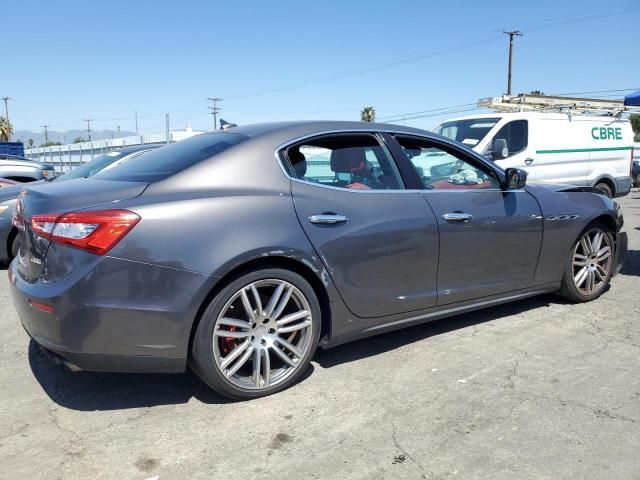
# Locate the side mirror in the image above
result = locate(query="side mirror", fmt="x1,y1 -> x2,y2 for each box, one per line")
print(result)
492,138 -> 508,160
505,168 -> 528,189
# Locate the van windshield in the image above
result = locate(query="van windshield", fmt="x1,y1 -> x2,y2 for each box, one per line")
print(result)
433,118 -> 500,147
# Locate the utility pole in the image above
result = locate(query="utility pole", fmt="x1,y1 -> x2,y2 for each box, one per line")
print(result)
41,125 -> 50,143
134,110 -> 138,134
207,97 -> 222,130
503,30 -> 523,96
165,113 -> 170,144
83,118 -> 93,141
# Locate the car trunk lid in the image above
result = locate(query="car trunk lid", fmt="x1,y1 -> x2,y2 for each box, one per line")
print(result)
14,179 -> 148,282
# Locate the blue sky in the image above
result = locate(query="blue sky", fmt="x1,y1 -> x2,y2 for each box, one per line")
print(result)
4,0 -> 640,134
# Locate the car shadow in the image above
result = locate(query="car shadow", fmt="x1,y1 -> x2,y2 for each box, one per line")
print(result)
27,341 -> 230,409
314,294 -> 562,369
27,295 -> 560,411
28,340 -> 316,410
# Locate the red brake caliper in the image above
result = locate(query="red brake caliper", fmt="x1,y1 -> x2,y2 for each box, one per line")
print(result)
221,326 -> 237,356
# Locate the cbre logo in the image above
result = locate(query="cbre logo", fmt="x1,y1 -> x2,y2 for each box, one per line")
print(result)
591,127 -> 623,140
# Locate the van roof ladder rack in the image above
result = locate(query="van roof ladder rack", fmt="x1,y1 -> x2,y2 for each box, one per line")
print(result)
478,94 -> 640,117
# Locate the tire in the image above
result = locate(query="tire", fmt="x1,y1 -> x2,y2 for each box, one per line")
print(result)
636,174 -> 640,188
594,182 -> 613,198
558,222 -> 614,303
191,268 -> 321,400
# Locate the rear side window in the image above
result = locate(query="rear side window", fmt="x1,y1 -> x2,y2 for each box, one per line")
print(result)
92,133 -> 249,182
284,133 -> 404,190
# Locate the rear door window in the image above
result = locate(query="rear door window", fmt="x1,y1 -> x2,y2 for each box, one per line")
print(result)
92,133 -> 249,182
284,133 -> 404,190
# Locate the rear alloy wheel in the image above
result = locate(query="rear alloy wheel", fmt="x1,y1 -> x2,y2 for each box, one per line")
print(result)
192,269 -> 320,399
594,182 -> 613,198
559,225 -> 614,302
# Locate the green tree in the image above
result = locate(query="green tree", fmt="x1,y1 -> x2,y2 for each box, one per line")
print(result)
73,137 -> 86,143
360,106 -> 376,123
41,141 -> 62,147
27,138 -> 34,148
0,116 -> 13,141
529,90 -> 544,95
630,114 -> 640,142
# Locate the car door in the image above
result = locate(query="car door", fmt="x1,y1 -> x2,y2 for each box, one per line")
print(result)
392,134 -> 543,305
282,132 -> 440,318
487,119 -> 534,178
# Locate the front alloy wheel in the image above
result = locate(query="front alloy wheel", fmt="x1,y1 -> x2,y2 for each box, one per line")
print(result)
572,228 -> 613,296
192,269 -> 320,399
559,223 -> 614,303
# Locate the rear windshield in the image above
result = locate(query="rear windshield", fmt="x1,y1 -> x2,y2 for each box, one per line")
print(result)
92,132 -> 249,182
58,152 -> 124,181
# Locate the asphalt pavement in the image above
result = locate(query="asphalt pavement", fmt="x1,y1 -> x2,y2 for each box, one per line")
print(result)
1,191 -> 639,480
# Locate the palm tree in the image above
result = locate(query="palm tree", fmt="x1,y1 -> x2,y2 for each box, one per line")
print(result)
0,116 -> 13,141
360,106 -> 376,123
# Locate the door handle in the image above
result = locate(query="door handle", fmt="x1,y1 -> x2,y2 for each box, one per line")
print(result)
442,213 -> 473,223
524,157 -> 534,165
308,214 -> 348,225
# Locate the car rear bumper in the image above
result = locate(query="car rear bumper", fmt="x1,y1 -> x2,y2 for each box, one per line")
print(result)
613,231 -> 628,276
9,255 -> 214,373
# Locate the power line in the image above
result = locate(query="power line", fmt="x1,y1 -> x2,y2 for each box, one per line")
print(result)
378,103 -> 477,122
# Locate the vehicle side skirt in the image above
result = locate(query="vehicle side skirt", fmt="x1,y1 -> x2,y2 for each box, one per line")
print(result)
321,282 -> 561,348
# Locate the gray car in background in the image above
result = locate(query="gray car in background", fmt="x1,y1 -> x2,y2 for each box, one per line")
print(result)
9,121 -> 627,399
0,144 -> 163,262
0,154 -> 55,182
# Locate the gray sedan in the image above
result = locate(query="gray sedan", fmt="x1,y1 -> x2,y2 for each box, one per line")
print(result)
9,121 -> 627,399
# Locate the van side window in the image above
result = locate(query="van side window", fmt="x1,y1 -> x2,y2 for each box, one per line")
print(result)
493,120 -> 528,157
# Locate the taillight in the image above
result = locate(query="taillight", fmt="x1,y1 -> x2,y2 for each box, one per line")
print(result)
31,209 -> 140,255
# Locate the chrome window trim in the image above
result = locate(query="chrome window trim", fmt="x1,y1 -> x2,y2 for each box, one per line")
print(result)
274,129 -> 415,194
273,128 -> 526,195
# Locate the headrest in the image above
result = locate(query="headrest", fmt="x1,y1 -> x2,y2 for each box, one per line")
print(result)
330,147 -> 366,173
288,149 -> 307,177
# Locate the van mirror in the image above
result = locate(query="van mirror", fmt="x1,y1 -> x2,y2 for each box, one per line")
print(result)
505,168 -> 528,189
492,138 -> 508,160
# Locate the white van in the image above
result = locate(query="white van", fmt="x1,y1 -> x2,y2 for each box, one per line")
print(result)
434,112 -> 634,197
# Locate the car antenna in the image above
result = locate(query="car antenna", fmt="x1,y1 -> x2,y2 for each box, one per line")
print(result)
219,119 -> 237,130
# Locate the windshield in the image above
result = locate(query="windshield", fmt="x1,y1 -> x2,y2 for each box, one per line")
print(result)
434,118 -> 501,148
93,132 -> 249,182
56,151 -> 125,181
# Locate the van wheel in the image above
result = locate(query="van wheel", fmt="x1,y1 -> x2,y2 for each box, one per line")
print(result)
191,268 -> 321,399
594,182 -> 613,198
558,222 -> 614,303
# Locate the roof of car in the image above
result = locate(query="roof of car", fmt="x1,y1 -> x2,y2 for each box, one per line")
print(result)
227,120 -> 429,138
